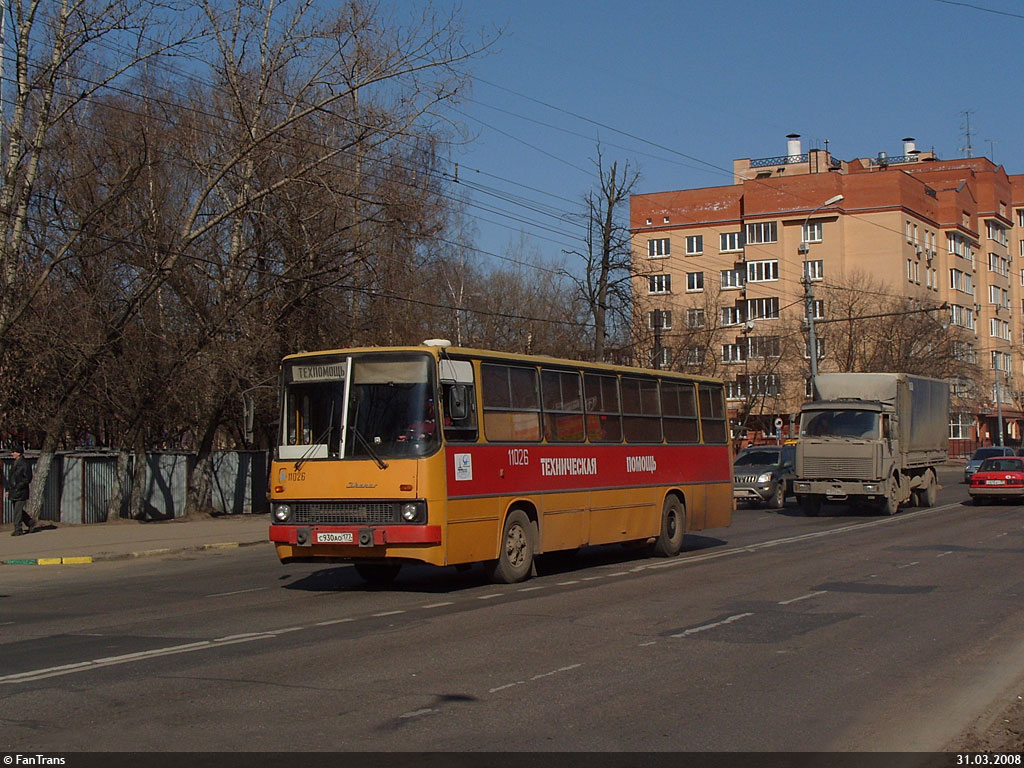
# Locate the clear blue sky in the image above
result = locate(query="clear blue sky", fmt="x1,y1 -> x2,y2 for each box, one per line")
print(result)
397,0 -> 1024,267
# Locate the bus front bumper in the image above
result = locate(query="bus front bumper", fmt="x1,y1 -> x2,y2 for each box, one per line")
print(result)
270,524 -> 442,548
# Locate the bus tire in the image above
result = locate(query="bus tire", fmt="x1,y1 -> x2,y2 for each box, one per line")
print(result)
651,496 -> 685,557
354,562 -> 402,585
486,509 -> 534,584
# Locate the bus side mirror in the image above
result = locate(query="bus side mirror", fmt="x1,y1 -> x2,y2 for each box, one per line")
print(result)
448,385 -> 468,421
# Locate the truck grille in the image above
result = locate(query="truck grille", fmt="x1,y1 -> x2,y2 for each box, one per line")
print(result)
293,502 -> 397,525
734,474 -> 763,484
802,456 -> 875,478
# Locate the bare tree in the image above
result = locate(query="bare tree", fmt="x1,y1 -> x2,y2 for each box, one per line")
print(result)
564,145 -> 639,361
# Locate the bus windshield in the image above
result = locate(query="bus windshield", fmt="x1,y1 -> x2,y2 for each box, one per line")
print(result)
280,354 -> 438,460
800,409 -> 879,440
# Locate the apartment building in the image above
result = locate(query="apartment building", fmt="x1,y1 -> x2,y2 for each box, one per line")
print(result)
630,135 -> 1024,452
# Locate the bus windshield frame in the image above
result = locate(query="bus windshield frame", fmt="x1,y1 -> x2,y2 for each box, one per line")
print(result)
279,352 -> 439,461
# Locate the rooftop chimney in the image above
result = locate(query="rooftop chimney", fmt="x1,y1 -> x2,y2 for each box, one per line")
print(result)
786,133 -> 802,158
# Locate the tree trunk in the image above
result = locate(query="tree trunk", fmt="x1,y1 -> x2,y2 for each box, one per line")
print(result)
106,450 -> 131,523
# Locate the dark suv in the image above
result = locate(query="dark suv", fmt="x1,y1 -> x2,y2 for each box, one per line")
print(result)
733,444 -> 796,509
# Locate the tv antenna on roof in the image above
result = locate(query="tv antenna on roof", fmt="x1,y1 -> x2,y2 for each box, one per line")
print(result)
960,109 -> 975,158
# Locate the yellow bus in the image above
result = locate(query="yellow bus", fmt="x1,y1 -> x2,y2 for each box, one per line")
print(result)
269,341 -> 733,583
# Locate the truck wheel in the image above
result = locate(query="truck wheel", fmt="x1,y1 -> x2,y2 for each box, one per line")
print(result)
879,479 -> 899,516
921,473 -> 937,507
802,495 -> 822,517
651,496 -> 685,557
485,509 -> 535,584
768,483 -> 785,510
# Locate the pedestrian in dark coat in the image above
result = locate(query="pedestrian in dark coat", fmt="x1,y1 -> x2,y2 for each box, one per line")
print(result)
7,446 -> 36,535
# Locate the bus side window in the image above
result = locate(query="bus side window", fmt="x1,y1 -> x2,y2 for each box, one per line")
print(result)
442,383 -> 478,442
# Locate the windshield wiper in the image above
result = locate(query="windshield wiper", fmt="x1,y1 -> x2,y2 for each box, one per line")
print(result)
351,426 -> 389,470
294,401 -> 335,471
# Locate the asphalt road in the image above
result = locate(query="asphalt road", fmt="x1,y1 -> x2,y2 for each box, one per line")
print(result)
2,466 -> 1023,752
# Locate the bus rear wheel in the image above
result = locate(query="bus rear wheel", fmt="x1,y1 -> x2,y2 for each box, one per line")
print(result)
486,509 -> 535,584
354,562 -> 402,585
651,496 -> 685,557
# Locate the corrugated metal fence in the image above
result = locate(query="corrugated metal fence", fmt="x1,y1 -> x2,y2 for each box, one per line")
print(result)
1,451 -> 268,525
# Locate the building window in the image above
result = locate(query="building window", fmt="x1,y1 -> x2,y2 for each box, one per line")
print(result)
953,340 -> 977,363
1018,209 -> 1024,227
686,272 -> 704,292
721,268 -> 744,289
992,350 -> 1011,372
804,338 -> 825,360
950,268 -> 974,295
990,318 -> 1010,341
685,308 -> 705,328
648,310 -> 672,330
906,259 -> 920,283
810,299 -> 824,320
950,304 -> 975,330
746,260 -> 778,283
648,238 -> 670,258
648,274 -> 671,294
747,335 -> 781,359
987,221 -> 1008,246
720,232 -> 743,252
721,306 -> 744,326
685,235 -> 703,255
746,297 -> 779,320
721,343 -> 746,363
949,412 -> 972,440
802,221 -> 822,243
684,346 -> 702,366
654,347 -> 671,369
989,252 -> 1009,276
989,285 -> 1009,309
804,260 -> 823,281
745,221 -> 778,245
748,374 -> 781,396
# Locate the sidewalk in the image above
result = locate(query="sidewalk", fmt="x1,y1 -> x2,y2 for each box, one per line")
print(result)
0,514 -> 271,565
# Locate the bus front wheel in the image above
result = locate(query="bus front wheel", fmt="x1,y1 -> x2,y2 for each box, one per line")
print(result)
651,496 -> 685,557
486,509 -> 535,584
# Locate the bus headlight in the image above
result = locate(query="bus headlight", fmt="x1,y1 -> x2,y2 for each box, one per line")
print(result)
401,502 -> 423,522
273,504 -> 292,523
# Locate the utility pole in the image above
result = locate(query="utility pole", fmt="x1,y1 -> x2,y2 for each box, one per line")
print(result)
799,194 -> 844,394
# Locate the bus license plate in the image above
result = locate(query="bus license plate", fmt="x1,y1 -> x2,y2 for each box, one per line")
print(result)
316,532 -> 354,544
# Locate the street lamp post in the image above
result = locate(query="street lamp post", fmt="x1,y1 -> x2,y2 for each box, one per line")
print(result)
799,193 -> 844,392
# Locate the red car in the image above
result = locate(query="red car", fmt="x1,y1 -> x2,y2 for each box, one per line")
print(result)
969,456 -> 1024,505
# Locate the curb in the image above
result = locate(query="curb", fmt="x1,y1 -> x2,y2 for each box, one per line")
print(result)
0,539 -> 268,566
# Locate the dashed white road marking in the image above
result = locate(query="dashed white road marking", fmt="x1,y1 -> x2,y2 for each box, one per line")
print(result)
206,587 -> 268,598
421,602 -> 454,609
477,593 -> 502,600
778,590 -> 827,606
671,612 -> 753,639
488,663 -> 582,694
399,708 -> 435,719
315,618 -> 354,626
937,551 -> 954,558
1,634 -> 273,684
373,610 -> 405,617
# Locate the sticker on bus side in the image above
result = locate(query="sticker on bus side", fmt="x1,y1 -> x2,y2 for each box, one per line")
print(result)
455,453 -> 473,481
